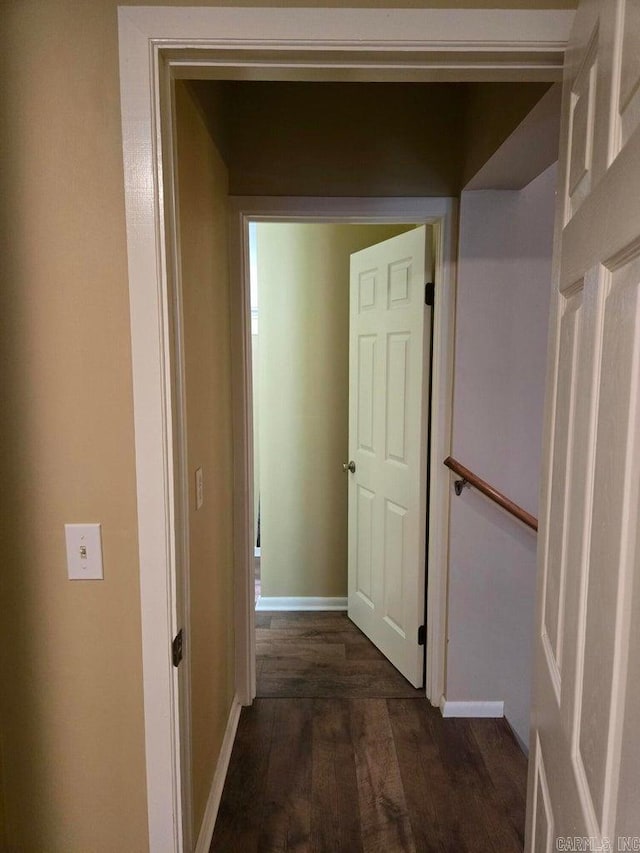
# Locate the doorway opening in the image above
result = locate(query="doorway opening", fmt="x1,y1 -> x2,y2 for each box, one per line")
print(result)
117,8 -> 570,846
232,199 -> 456,710
248,220 -> 433,695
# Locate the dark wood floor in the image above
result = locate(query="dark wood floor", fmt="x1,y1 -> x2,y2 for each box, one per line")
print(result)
255,611 -> 425,699
211,613 -> 528,853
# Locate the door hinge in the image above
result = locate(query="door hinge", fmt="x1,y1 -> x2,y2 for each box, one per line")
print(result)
424,282 -> 435,306
172,629 -> 183,667
417,625 -> 426,646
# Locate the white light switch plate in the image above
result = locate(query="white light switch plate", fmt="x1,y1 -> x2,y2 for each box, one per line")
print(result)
65,523 -> 104,580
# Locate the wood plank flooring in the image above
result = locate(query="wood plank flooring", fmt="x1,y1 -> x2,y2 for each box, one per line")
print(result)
212,612 -> 528,852
255,611 -> 424,699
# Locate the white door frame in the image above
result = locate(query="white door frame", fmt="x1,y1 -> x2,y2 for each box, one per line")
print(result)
230,196 -> 457,705
117,6 -> 573,851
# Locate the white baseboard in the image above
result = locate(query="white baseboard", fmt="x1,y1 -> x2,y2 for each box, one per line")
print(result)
439,697 -> 504,718
194,694 -> 241,853
255,596 -> 348,611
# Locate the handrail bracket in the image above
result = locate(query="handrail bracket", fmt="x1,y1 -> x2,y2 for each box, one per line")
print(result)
454,478 -> 469,497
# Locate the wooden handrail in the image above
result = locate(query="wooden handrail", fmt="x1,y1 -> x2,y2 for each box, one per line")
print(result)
444,456 -> 538,532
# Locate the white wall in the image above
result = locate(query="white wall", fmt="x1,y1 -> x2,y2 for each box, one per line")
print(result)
446,163 -> 556,747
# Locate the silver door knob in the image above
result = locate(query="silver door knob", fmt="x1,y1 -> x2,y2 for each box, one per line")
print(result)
343,461 -> 356,473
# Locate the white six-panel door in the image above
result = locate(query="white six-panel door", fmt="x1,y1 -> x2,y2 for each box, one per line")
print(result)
527,0 -> 640,848
347,226 -> 432,688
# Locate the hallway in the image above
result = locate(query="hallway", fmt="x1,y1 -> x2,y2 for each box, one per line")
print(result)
211,613 -> 527,852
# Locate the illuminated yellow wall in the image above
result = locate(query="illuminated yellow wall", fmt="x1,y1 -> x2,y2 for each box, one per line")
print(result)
257,223 -> 411,598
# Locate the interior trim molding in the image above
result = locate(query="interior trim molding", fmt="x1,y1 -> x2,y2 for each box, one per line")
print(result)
439,697 -> 505,718
121,7 -> 573,83
228,194 -> 457,716
194,695 -> 241,853
255,596 -> 348,612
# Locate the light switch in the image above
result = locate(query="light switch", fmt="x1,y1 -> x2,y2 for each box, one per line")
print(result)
65,523 -> 104,580
195,467 -> 204,510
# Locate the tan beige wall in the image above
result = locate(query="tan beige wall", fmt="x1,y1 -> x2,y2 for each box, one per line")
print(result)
216,82 -> 468,197
0,5 -> 214,851
257,223 -> 411,598
175,82 -> 236,839
0,3 -> 149,851
191,81 -> 556,198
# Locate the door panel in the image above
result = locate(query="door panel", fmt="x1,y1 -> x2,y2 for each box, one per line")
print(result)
618,1 -> 640,148
356,485 -> 375,605
383,498 -> 407,634
541,287 -> 582,694
578,253 -> 640,832
526,0 -> 640,847
565,30 -> 598,221
385,333 -> 410,464
357,335 -> 376,453
348,226 -> 431,688
532,737 -> 554,853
